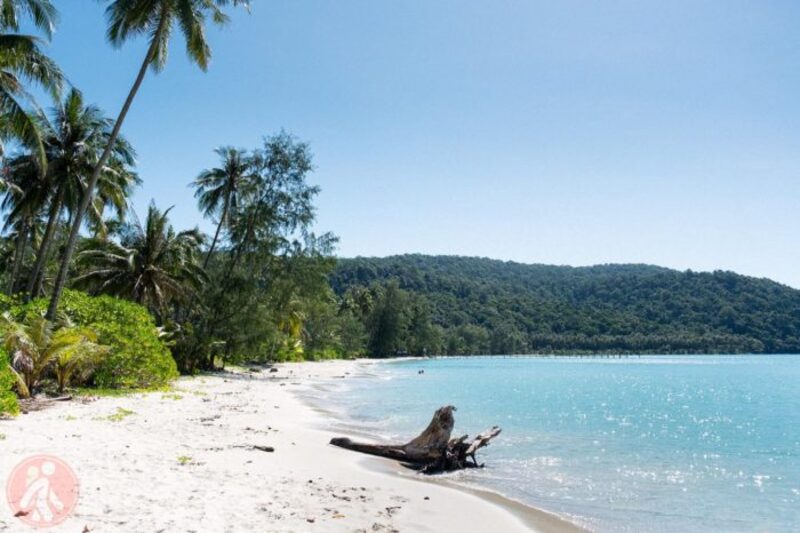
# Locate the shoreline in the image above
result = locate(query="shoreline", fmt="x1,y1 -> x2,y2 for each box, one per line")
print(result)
0,358 -> 583,532
357,452 -> 586,533
291,358 -> 587,533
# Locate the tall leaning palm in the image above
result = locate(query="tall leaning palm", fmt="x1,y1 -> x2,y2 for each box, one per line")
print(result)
192,147 -> 252,268
47,0 -> 249,320
74,203 -> 206,320
0,0 -> 62,167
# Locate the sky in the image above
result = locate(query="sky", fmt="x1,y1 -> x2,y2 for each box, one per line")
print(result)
35,1 -> 800,287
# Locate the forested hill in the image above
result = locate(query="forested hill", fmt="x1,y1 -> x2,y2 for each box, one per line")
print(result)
329,255 -> 800,355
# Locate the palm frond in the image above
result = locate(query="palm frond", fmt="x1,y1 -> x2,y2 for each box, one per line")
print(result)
0,0 -> 58,39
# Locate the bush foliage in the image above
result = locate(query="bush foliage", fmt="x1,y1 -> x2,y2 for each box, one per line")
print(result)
0,347 -> 19,415
10,291 -> 177,389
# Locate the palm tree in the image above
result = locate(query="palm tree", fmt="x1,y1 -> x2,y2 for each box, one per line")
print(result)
192,147 -> 252,268
2,152 -> 46,293
276,297 -> 306,360
50,324 -> 108,393
47,0 -> 249,320
74,202 -> 206,320
26,88 -> 138,299
0,0 -> 62,167
0,1 -> 57,36
83,155 -> 140,239
2,311 -> 107,396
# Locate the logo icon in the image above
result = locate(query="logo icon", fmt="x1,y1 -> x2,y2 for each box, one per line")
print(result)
6,455 -> 78,527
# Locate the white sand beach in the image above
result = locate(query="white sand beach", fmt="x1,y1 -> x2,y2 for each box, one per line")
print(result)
0,360 -> 582,532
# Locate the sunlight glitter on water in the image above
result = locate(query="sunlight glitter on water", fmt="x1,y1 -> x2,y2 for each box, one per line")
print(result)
309,355 -> 800,533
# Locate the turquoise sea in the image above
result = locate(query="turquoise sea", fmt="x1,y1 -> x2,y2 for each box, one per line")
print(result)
311,355 -> 800,532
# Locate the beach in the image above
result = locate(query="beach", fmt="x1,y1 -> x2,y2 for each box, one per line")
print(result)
0,360 -> 580,532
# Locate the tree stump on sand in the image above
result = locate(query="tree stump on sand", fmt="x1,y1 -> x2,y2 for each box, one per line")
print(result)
329,405 -> 501,474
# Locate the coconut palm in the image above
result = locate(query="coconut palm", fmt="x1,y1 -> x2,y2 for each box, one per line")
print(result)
2,311 -> 106,396
2,152 -> 46,293
0,0 -> 62,167
48,0 -> 249,320
26,88 -> 138,299
192,146 -> 253,268
74,203 -> 206,320
50,325 -> 108,393
276,298 -> 306,360
80,158 -> 139,244
0,0 -> 57,37
0,229 -> 15,273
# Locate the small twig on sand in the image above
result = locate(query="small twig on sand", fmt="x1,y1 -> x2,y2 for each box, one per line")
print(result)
232,444 -> 275,453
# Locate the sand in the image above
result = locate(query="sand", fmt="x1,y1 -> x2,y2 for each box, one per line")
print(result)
0,360 -> 583,532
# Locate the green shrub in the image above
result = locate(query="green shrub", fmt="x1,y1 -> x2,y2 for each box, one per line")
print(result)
0,347 -> 19,415
0,293 -> 20,316
22,291 -> 177,389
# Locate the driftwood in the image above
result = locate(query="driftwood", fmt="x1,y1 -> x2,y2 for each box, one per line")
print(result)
329,405 -> 501,473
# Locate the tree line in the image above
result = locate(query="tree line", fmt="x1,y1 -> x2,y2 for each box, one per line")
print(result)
330,255 -> 800,356
0,0 -> 361,406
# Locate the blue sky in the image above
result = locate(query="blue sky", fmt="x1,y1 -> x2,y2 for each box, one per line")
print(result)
40,1 -> 800,286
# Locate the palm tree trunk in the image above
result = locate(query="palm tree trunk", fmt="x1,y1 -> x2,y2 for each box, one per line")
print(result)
46,12 -> 168,320
27,183 -> 64,300
7,217 -> 29,295
203,195 -> 229,269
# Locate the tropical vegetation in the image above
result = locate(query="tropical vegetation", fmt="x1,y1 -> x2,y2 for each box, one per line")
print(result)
331,256 -> 800,356
2,311 -> 107,395
0,0 -> 62,167
0,1 -> 796,416
0,348 -> 18,414
47,0 -> 250,320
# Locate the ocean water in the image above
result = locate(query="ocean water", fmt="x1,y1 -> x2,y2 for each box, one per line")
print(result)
311,355 -> 800,532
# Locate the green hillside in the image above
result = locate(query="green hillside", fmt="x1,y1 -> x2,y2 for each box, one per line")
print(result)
330,255 -> 800,355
